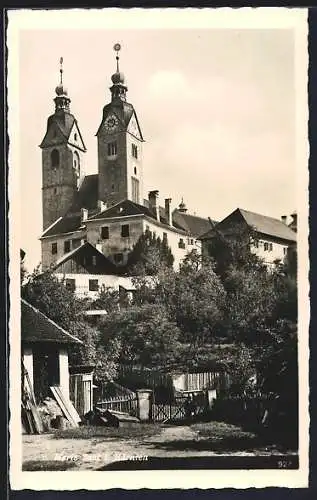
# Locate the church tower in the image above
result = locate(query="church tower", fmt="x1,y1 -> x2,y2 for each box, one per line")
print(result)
40,58 -> 86,230
96,44 -> 144,207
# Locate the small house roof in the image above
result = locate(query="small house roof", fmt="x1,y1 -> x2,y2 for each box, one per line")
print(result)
21,299 -> 83,345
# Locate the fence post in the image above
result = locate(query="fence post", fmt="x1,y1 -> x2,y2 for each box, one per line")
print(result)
207,389 -> 217,410
136,389 -> 153,422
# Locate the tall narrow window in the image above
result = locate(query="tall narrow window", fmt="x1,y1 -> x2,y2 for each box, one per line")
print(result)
51,242 -> 57,255
73,151 -> 80,179
131,177 -> 140,204
64,241 -> 71,253
101,226 -> 109,239
132,144 -> 138,159
121,225 -> 130,237
51,149 -> 60,168
107,141 -> 117,156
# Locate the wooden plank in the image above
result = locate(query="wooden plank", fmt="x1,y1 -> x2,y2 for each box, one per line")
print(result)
50,386 -> 80,427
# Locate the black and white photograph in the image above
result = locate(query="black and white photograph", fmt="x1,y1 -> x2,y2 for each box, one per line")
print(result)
7,7 -> 309,490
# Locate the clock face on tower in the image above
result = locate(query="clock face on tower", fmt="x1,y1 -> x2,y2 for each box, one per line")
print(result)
104,114 -> 119,132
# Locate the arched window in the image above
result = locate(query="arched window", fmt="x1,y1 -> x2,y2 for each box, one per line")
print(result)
73,151 -> 80,178
51,149 -> 60,168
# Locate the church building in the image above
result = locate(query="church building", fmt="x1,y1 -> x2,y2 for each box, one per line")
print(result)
39,45 -> 212,283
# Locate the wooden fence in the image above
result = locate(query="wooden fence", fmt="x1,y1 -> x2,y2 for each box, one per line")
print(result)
69,373 -> 93,417
117,365 -> 230,402
181,371 -> 231,392
96,396 -> 138,416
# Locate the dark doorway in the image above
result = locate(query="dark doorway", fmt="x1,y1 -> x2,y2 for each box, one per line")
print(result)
33,345 -> 60,404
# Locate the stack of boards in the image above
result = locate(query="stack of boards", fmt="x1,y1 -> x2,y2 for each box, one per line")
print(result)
21,366 -> 44,434
50,386 -> 81,428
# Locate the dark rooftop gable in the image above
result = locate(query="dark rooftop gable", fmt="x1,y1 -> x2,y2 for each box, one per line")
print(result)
21,299 -> 82,345
53,242 -> 119,275
199,208 -> 297,242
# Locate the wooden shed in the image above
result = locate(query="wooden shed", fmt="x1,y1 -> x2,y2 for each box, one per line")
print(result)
21,299 -> 83,404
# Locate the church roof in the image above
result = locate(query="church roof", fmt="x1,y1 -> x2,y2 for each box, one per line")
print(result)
199,208 -> 297,242
40,112 -> 86,150
53,242 -> 119,274
172,210 -> 216,238
41,174 -> 99,238
41,213 -> 84,238
69,174 -> 99,212
21,299 -> 83,345
88,199 -> 187,234
96,101 -> 143,140
90,199 -> 161,221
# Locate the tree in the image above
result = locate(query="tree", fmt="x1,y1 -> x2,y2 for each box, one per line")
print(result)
21,268 -> 84,329
90,284 -> 120,313
127,229 -> 174,275
205,223 -> 265,278
99,303 -> 182,369
132,250 -> 226,349
21,268 -> 119,383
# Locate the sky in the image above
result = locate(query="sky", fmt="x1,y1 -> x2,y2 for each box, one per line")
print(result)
10,9 -> 307,272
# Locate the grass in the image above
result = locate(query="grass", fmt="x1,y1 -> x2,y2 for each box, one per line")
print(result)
191,421 -> 257,441
53,423 -> 162,441
23,460 -> 78,471
147,421 -> 269,454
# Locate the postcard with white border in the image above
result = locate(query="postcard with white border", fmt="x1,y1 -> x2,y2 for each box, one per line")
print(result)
7,7 -> 309,490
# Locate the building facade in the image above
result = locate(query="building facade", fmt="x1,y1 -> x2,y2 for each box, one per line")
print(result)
199,208 -> 297,268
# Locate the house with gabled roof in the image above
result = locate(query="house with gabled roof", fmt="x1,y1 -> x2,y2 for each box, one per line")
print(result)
51,241 -> 136,298
199,208 -> 297,268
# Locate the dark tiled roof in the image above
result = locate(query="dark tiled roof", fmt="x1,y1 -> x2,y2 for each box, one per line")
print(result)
53,242 -> 119,274
41,174 -> 99,238
21,299 -> 82,344
199,208 -> 297,242
96,101 -> 144,140
40,112 -> 86,149
69,174 -> 99,212
239,208 -> 296,241
89,199 -> 145,220
41,213 -> 83,238
89,199 -> 187,234
172,210 -> 215,238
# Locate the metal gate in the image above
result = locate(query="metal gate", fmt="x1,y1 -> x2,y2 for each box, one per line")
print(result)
152,392 -> 207,423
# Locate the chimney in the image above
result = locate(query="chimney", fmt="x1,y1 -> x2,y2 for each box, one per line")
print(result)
281,215 -> 287,224
291,212 -> 297,231
148,190 -> 160,221
98,200 -> 107,212
165,198 -> 172,226
81,208 -> 88,223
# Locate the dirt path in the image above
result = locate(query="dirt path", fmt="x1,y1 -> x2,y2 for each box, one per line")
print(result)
23,426 -> 201,470
23,424 -> 295,471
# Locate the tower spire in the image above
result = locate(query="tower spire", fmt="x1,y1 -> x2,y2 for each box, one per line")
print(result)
114,43 -> 120,72
59,56 -> 64,85
54,56 -> 71,113
110,43 -> 127,102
